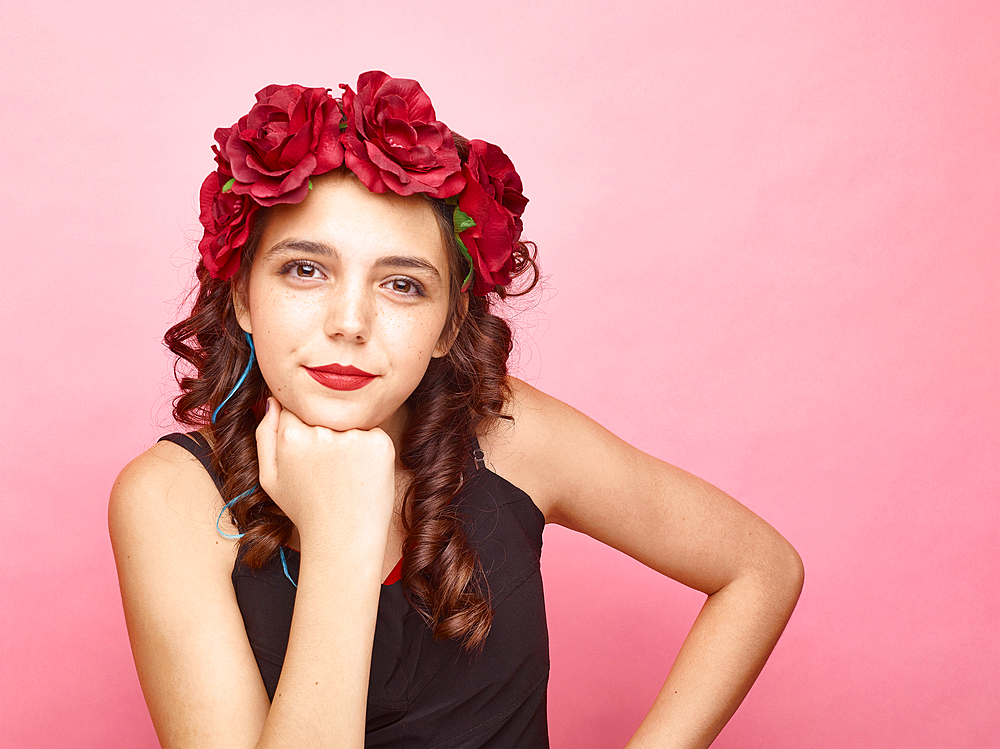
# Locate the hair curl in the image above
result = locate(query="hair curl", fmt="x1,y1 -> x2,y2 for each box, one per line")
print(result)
166,162 -> 538,651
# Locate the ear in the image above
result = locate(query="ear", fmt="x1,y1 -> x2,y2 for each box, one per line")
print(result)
232,283 -> 253,335
432,292 -> 469,358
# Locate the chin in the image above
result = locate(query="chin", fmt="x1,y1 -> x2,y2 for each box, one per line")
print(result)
290,401 -> 396,433
300,410 -> 380,432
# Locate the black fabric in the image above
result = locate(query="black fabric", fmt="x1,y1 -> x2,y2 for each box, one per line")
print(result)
161,432 -> 550,748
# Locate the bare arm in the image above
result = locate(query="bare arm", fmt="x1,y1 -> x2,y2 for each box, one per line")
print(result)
109,401 -> 395,748
486,380 -> 804,748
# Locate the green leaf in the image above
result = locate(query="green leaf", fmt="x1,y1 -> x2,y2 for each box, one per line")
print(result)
453,208 -> 476,233
455,235 -> 474,265
222,177 -> 236,193
308,179 -> 313,190
455,235 -> 476,292
460,265 -> 475,292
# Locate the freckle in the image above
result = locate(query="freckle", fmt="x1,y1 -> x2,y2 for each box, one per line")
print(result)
315,681 -> 319,685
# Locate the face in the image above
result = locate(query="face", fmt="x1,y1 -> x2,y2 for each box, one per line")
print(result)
235,171 -> 456,438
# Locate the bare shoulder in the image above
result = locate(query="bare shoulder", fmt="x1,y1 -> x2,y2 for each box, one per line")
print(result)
111,438 -> 206,513
479,377 -> 616,521
109,437 -> 237,558
108,438 -> 242,606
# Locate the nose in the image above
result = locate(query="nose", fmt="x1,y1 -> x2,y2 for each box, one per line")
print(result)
324,278 -> 372,342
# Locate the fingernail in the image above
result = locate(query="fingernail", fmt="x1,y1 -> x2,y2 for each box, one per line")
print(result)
265,399 -> 271,414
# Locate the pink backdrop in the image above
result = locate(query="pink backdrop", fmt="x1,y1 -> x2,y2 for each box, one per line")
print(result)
1,2 -> 997,747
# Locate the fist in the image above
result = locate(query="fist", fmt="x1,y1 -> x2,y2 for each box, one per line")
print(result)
255,398 -> 397,542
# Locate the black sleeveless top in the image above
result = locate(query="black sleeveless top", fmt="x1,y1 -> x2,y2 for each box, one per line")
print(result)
160,432 -> 550,748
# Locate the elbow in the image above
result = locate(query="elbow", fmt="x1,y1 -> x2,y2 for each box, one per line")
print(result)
734,530 -> 804,614
785,542 -> 805,599
767,538 -> 804,613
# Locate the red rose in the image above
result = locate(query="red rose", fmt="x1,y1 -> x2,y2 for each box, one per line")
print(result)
198,171 -> 259,280
211,126 -> 235,177
340,71 -> 464,199
456,140 -> 528,294
221,85 -> 343,206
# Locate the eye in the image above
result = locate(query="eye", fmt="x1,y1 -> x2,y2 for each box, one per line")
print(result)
382,277 -> 426,297
278,260 -> 327,282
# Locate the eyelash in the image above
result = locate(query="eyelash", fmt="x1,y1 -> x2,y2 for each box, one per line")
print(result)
277,261 -> 426,297
278,260 -> 326,280
383,277 -> 427,297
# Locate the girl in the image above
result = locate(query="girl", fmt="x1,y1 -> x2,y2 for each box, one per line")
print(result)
110,72 -> 803,748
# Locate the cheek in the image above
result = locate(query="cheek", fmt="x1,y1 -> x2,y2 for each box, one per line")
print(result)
247,297 -> 320,391
386,312 -> 448,367
250,289 -> 321,341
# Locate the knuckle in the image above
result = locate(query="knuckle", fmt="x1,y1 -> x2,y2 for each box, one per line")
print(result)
281,421 -> 306,444
370,429 -> 395,453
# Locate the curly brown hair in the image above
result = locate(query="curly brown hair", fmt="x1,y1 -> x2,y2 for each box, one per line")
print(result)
165,161 -> 538,650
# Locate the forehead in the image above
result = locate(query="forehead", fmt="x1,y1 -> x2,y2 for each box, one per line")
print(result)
257,171 -> 449,267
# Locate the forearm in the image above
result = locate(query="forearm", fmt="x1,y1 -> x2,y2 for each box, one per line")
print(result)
256,531 -> 387,749
247,412 -> 397,748
626,547 -> 804,749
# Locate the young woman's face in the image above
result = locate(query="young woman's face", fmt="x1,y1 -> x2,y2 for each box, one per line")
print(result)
235,171 -> 455,436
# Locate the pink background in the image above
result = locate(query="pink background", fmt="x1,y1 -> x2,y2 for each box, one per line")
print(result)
1,1 -> 997,747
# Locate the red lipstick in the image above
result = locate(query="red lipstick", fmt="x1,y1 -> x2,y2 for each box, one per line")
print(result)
305,363 -> 377,391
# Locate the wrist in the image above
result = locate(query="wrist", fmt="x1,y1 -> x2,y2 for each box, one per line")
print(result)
296,515 -> 389,569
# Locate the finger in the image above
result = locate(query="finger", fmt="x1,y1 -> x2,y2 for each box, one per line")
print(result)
277,402 -> 305,428
274,402 -> 310,458
255,397 -> 280,490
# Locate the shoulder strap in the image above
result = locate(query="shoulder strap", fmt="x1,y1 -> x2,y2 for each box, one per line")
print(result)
157,432 -> 223,492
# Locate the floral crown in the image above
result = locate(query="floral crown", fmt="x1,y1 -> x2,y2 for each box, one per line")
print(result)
198,71 -> 528,296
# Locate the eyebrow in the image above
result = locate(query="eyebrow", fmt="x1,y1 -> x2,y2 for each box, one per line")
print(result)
263,239 -> 443,282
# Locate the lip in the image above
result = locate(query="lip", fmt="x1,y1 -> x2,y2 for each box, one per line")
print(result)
305,363 -> 377,391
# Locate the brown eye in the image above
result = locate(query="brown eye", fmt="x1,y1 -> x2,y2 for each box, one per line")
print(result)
384,277 -> 426,297
278,260 -> 327,281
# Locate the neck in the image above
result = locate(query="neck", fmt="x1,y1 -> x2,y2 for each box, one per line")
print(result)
380,404 -> 410,469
